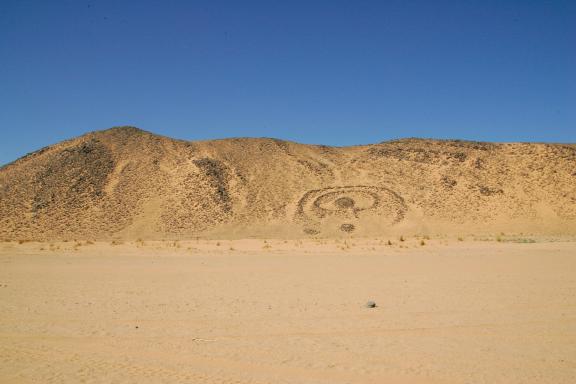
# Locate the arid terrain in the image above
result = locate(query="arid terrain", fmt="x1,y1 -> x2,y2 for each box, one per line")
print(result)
1,126 -> 575,240
1,238 -> 575,383
1,128 -> 575,383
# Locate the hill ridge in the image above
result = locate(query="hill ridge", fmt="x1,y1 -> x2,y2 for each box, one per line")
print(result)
1,127 -> 575,240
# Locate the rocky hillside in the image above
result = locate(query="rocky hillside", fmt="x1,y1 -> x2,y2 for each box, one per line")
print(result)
1,127 -> 575,240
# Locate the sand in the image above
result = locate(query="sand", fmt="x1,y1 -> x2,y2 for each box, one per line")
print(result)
2,127 -> 576,241
1,238 -> 575,383
2,128 -> 575,382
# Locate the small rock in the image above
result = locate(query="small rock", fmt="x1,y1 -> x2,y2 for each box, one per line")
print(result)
365,301 -> 377,308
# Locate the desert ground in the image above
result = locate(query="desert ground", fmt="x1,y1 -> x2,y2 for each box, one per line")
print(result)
1,237 -> 575,383
1,129 -> 574,383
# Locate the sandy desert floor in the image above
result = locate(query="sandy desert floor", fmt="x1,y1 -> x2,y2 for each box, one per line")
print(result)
0,237 -> 575,383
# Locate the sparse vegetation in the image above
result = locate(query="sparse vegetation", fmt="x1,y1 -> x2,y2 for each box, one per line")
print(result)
512,238 -> 536,243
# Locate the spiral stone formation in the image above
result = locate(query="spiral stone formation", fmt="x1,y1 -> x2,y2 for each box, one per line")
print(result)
295,185 -> 408,234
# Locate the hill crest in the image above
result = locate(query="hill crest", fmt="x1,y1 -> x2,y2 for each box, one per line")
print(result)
1,127 -> 575,240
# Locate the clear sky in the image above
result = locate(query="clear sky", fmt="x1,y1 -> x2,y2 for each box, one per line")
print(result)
1,0 -> 575,164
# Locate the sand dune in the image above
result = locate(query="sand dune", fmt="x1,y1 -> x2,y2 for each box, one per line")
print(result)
1,126 -> 575,240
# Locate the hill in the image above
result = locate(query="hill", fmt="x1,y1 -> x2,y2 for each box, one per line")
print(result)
1,126 -> 575,240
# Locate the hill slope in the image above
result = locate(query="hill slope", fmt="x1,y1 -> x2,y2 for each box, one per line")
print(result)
1,127 -> 575,240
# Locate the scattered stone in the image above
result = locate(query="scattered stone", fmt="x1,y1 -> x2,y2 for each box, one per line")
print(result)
340,223 -> 355,232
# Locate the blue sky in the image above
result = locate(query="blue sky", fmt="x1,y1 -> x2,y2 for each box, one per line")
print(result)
1,0 -> 575,164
